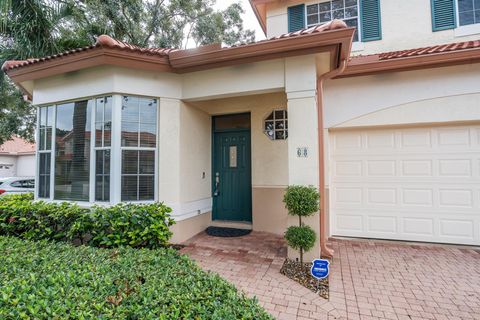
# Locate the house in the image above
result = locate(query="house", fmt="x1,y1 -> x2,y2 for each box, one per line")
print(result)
3,0 -> 480,260
0,136 -> 35,178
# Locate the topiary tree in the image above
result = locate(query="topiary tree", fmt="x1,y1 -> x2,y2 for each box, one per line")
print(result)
283,185 -> 319,265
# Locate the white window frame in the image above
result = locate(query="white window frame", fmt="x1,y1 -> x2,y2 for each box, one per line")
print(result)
304,0 -> 361,43
455,0 -> 480,37
35,93 -> 159,206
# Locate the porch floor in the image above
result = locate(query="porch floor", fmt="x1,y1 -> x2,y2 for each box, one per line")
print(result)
180,231 -> 340,320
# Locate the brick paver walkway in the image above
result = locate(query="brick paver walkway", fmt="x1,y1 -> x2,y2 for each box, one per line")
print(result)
181,232 -> 480,320
328,238 -> 480,320
181,231 -> 340,320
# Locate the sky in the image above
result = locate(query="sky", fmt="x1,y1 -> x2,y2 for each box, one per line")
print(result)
213,0 -> 266,41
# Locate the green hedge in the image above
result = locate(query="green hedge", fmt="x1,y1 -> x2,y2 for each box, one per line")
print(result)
0,194 -> 175,248
0,236 -> 272,319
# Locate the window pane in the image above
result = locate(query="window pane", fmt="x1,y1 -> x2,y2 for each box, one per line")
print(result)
122,96 -> 139,123
140,123 -> 156,147
121,176 -> 138,201
122,150 -> 138,174
139,176 -> 154,201
459,0 -> 473,11
460,11 -> 475,25
40,107 -> 47,126
95,175 -> 110,202
95,150 -> 110,202
47,106 -> 54,126
307,14 -> 319,25
139,98 -> 157,124
476,9 -> 480,23
39,153 -> 51,198
333,9 -> 344,19
39,128 -> 46,150
95,123 -> 103,147
345,0 -> 357,7
54,100 -> 92,201
332,0 -> 344,10
345,6 -> 358,18
307,4 -> 318,14
319,2 -> 331,11
122,121 -> 139,147
320,12 -> 332,22
139,151 -> 155,174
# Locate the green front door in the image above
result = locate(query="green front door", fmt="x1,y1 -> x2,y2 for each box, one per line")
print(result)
212,115 -> 252,222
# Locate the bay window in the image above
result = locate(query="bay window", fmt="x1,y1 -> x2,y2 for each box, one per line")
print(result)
36,94 -> 158,204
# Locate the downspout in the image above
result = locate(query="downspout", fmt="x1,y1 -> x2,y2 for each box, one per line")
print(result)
317,58 -> 347,258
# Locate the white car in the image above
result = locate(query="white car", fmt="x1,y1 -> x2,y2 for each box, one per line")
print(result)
0,177 -> 35,196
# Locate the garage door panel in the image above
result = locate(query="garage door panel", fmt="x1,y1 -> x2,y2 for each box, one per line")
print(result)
333,209 -> 480,245
330,124 -> 480,245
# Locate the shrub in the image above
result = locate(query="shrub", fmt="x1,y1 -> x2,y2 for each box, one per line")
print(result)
283,185 -> 319,220
0,236 -> 273,319
0,194 -> 175,249
283,185 -> 320,264
74,203 -> 175,249
284,225 -> 316,254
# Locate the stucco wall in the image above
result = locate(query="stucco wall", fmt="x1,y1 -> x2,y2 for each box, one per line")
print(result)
0,155 -> 16,177
16,155 -> 35,177
323,63 -> 480,129
265,0 -> 480,55
179,102 -> 211,203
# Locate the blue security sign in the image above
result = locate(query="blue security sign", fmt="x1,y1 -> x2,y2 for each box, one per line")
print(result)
311,259 -> 330,279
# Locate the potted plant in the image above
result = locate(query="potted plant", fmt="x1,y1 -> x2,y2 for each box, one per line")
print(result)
283,185 -> 319,265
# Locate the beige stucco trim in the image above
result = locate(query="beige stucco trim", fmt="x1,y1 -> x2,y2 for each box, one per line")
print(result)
252,186 -> 288,235
170,211 -> 212,244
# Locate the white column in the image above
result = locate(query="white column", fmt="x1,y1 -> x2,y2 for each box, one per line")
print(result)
110,95 -> 122,204
285,55 -> 321,262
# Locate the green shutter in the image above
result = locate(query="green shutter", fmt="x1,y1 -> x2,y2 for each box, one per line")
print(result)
360,0 -> 382,42
288,4 -> 305,32
431,0 -> 456,31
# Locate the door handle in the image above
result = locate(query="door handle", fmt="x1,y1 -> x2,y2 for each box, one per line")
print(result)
213,172 -> 220,196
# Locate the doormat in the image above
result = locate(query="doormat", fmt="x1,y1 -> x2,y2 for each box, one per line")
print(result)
205,226 -> 252,237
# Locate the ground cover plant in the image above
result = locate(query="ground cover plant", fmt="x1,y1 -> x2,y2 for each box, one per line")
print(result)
0,236 -> 273,319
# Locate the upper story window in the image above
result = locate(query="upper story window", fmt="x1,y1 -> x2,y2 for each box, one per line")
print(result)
458,0 -> 480,26
307,0 -> 359,42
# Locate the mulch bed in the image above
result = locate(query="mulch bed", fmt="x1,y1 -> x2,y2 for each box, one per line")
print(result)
280,258 -> 329,299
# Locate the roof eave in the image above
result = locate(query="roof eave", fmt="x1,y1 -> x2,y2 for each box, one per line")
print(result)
5,47 -> 172,83
339,47 -> 480,78
249,0 -> 268,36
170,28 -> 355,73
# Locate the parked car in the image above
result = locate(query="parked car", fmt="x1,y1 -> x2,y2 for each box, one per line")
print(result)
0,177 -> 35,196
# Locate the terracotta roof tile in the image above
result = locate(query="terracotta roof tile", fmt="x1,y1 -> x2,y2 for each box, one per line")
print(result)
2,20 -> 347,72
0,136 -> 35,155
351,40 -> 480,63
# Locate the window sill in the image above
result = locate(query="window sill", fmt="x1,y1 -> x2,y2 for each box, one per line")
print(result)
454,24 -> 480,38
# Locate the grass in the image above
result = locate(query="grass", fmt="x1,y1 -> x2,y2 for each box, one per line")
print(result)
0,236 -> 273,319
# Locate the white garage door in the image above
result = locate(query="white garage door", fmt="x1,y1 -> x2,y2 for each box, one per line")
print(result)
330,124 -> 480,245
